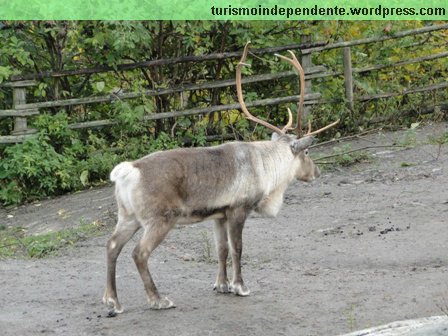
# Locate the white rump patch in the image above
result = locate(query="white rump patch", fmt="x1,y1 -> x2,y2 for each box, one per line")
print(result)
110,162 -> 141,213
110,162 -> 137,182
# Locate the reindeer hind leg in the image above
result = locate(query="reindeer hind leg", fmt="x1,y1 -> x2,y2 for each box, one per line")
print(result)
103,207 -> 140,314
132,216 -> 176,310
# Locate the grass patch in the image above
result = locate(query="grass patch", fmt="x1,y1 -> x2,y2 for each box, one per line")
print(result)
428,130 -> 448,160
0,220 -> 107,259
199,229 -> 214,264
314,144 -> 373,171
345,304 -> 358,332
333,148 -> 372,167
398,127 -> 418,147
428,131 -> 448,146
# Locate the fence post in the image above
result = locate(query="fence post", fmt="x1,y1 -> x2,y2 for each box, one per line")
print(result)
300,35 -> 314,120
343,47 -> 354,112
10,80 -> 38,135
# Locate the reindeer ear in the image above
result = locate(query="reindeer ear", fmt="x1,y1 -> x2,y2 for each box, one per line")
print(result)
290,136 -> 314,155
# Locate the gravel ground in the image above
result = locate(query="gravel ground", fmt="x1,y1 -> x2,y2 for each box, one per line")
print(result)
1,122 -> 447,336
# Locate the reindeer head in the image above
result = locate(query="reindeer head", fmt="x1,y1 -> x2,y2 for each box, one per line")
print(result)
236,41 -> 339,182
270,133 -> 320,182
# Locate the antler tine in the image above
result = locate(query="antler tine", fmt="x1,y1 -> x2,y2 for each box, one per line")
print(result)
236,42 -> 284,135
306,119 -> 340,136
275,50 -> 305,138
280,108 -> 294,133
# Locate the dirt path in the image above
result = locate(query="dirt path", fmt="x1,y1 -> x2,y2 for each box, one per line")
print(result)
1,123 -> 447,336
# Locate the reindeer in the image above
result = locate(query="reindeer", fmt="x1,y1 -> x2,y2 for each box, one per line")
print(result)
102,42 -> 339,313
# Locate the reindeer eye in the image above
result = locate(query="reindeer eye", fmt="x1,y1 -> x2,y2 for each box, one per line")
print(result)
304,149 -> 309,156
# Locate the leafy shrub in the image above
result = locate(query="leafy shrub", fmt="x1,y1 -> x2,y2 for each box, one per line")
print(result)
0,136 -> 79,204
0,109 -> 184,205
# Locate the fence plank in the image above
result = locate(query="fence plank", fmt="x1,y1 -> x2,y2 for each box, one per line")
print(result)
16,69 -> 325,110
67,93 -> 321,130
0,134 -> 36,144
68,119 -> 116,129
6,41 -> 326,82
303,24 -> 448,55
0,108 -> 39,117
357,82 -> 448,101
354,51 -> 448,74
143,94 -> 321,121
304,51 -> 448,80
369,102 -> 448,124
1,80 -> 36,87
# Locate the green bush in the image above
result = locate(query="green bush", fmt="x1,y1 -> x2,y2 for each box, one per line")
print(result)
0,136 -> 80,204
0,109 -> 185,205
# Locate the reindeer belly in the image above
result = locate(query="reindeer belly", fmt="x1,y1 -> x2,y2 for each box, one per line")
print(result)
176,207 -> 227,225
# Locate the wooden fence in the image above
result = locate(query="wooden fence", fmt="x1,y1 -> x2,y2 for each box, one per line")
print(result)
1,23 -> 447,144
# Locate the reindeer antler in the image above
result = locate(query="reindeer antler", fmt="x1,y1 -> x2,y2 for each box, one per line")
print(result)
275,50 -> 340,138
236,41 -> 293,135
274,50 -> 305,137
237,42 -> 339,138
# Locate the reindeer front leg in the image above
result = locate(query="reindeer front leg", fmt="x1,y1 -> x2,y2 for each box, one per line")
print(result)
226,207 -> 250,296
213,218 -> 230,293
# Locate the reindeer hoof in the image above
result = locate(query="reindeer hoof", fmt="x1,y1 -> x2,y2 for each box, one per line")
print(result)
102,296 -> 124,314
149,297 -> 176,310
230,283 -> 250,296
213,282 -> 230,294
